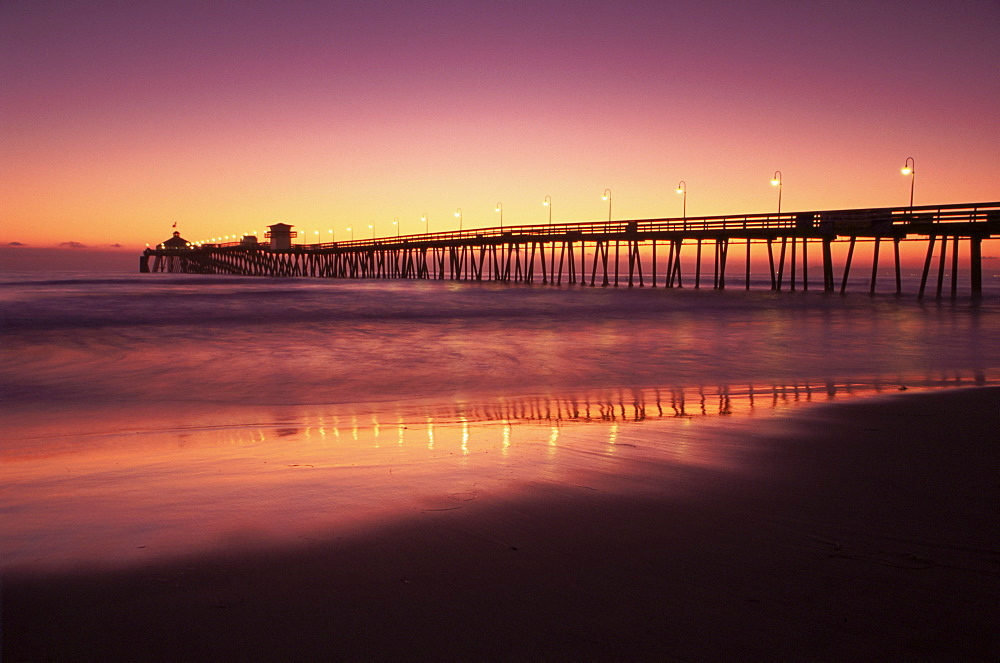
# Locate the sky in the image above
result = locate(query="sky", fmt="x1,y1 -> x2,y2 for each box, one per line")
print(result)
1,0 -> 998,252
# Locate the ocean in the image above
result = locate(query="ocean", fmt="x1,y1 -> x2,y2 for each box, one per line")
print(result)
2,270 -> 998,571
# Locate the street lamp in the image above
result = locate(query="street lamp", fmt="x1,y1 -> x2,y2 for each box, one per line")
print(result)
770,171 -> 782,216
676,181 -> 687,222
369,223 -> 375,239
495,202 -> 503,230
393,217 -> 399,236
422,213 -> 428,234
455,207 -> 463,232
328,229 -> 334,243
347,226 -> 353,241
901,157 -> 915,211
314,230 -> 320,245
543,195 -> 552,224
602,189 -> 612,228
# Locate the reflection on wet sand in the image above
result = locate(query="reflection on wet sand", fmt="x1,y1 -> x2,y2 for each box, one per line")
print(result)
1,374 -> 993,573
254,371 -> 995,444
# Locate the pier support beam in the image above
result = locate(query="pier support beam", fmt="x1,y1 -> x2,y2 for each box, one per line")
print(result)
970,235 -> 983,296
822,238 -> 834,292
870,237 -> 881,295
918,235 -> 936,300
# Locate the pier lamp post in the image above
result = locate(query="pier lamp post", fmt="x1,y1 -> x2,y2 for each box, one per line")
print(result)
393,217 -> 399,236
328,229 -> 334,243
495,202 -> 503,230
602,189 -> 612,230
543,195 -> 552,225
347,226 -> 353,241
676,181 -> 687,225
901,157 -> 915,212
771,171 -> 782,217
422,214 -> 429,234
314,230 -> 320,245
369,223 -> 375,239
455,208 -> 463,232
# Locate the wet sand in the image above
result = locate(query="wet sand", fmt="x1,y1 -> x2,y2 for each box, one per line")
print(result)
3,387 -> 997,661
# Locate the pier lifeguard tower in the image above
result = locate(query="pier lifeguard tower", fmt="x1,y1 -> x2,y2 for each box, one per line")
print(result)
266,223 -> 297,250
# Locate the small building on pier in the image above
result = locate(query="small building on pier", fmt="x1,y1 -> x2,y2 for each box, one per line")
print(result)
266,223 -> 297,250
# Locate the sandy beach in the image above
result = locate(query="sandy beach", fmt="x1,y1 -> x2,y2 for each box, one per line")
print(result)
3,386 -> 996,661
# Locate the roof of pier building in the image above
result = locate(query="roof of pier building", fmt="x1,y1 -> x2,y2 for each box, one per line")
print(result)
265,223 -> 297,240
160,231 -> 190,249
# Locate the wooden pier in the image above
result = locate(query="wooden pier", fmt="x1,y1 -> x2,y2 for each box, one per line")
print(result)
142,202 -> 999,298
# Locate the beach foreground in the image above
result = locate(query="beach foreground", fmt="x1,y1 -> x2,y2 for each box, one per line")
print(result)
3,387 -> 997,661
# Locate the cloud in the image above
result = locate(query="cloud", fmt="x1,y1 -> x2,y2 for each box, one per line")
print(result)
58,241 -> 88,249
4,241 -> 27,246
108,243 -> 122,248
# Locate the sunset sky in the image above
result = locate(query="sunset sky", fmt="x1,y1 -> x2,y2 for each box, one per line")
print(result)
2,0 -> 998,251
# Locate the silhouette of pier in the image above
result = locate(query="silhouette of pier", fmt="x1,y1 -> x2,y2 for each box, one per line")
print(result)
142,202 -> 999,298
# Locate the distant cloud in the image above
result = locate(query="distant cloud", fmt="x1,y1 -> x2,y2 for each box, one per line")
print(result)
4,241 -> 27,246
58,241 -> 87,249
109,243 -> 122,248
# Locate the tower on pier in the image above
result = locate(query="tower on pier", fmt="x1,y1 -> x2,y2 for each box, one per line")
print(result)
266,223 -> 296,250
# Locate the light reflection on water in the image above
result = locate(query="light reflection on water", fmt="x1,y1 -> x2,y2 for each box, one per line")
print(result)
2,376 -> 993,573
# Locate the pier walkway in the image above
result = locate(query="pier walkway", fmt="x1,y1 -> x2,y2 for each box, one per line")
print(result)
142,202 -> 999,298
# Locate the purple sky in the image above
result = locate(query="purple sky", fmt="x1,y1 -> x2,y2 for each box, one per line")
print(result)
2,0 -> 997,249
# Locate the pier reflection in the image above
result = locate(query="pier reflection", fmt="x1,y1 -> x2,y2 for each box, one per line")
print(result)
133,372 -> 991,463
233,372 -> 997,462
279,372 -> 994,437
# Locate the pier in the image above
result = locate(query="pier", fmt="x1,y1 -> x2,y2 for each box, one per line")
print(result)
141,202 -> 999,298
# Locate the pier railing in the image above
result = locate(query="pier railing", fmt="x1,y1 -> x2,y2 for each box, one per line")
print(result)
188,202 -> 996,251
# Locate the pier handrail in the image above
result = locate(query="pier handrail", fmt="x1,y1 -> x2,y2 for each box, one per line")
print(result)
170,201 -> 998,251
276,201 -> 999,250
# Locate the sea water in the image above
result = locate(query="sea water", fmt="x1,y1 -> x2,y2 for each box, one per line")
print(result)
2,271 -> 998,570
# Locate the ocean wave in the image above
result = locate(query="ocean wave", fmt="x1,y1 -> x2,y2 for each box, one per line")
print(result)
4,274 -> 996,333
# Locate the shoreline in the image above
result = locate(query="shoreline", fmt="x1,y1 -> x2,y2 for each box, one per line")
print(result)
3,386 -> 998,660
